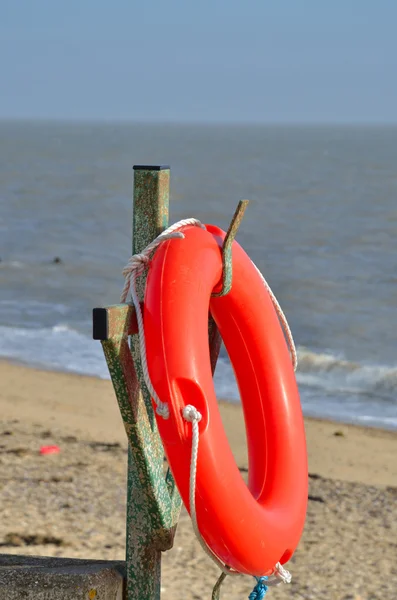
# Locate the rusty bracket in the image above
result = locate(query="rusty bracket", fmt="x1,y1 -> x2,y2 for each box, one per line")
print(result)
211,199 -> 249,297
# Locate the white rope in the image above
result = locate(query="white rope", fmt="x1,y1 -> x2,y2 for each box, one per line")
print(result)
120,217 -> 295,583
182,405 -> 238,576
252,262 -> 297,372
121,224 -> 297,377
270,562 -> 292,585
182,404 -> 291,586
120,218 -> 205,418
121,217 -> 205,303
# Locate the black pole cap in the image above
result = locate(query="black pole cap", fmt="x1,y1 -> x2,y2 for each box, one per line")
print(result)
133,165 -> 170,171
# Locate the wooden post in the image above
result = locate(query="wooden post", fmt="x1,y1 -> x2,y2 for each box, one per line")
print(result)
93,166 -> 181,600
126,166 -> 176,600
92,165 -> 248,599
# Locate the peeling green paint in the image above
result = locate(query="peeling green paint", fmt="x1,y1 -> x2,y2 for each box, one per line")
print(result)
96,166 -> 181,600
128,167 -> 179,600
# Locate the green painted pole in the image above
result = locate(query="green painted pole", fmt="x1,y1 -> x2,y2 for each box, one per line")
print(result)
93,166 -> 181,600
92,166 -> 249,600
126,165 -> 173,600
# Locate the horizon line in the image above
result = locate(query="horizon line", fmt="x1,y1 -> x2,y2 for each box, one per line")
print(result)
1,117 -> 397,127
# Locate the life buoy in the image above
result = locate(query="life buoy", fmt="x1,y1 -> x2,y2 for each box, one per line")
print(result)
143,223 -> 308,576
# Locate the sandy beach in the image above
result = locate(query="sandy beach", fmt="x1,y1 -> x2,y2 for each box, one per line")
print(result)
0,360 -> 396,599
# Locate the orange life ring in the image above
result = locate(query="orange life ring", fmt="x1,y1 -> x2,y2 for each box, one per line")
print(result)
144,223 -> 308,576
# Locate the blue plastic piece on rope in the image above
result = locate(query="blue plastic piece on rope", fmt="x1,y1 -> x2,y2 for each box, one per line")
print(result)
248,576 -> 268,600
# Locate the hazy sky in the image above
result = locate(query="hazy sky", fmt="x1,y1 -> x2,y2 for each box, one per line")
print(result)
1,0 -> 396,123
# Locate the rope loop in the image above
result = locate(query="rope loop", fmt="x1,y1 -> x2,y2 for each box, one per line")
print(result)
120,217 -> 296,595
120,218 -> 204,419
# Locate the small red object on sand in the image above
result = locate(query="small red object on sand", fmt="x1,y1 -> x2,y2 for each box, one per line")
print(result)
39,445 -> 60,455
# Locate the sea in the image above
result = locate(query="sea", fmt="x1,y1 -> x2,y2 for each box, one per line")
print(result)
1,121 -> 397,430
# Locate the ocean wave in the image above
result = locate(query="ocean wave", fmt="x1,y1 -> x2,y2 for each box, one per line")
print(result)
0,300 -> 71,320
357,415 -> 397,427
0,260 -> 25,268
297,347 -> 360,373
0,325 -> 396,429
0,324 -> 108,379
296,347 -> 397,402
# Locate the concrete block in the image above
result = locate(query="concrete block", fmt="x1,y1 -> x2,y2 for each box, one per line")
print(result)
0,554 -> 126,600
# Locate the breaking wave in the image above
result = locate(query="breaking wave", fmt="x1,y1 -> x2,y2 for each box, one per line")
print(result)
0,326 -> 396,429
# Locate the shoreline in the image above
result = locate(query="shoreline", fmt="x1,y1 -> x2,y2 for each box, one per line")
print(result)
1,356 -> 396,434
1,359 -> 396,488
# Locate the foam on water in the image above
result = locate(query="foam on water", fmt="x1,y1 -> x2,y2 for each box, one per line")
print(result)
0,324 -> 396,430
0,324 -> 108,379
296,347 -> 397,402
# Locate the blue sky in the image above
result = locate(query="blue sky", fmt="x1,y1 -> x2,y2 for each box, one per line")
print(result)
1,0 -> 396,123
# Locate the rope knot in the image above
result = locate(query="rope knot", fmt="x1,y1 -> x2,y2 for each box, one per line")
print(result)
155,402 -> 170,419
120,254 -> 151,303
248,577 -> 268,600
273,562 -> 291,584
122,253 -> 150,276
182,405 -> 202,423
